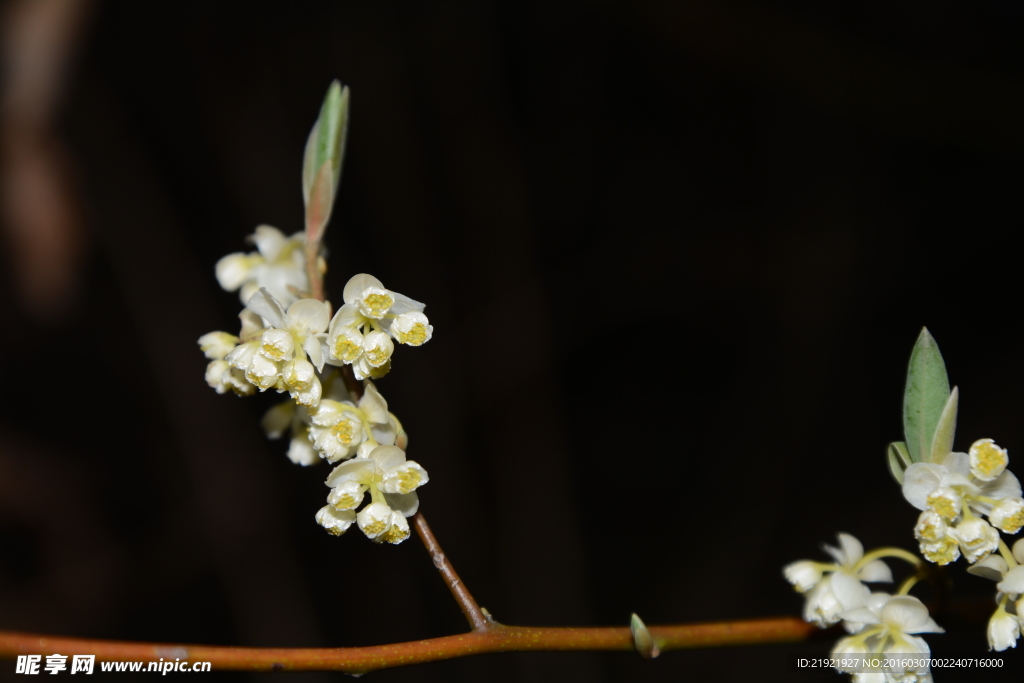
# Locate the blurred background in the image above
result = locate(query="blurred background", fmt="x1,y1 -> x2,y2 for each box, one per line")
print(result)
1,1 -> 1024,681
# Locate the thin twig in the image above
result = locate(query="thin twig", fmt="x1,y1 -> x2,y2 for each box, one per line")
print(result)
305,242 -> 323,303
412,511 -> 491,632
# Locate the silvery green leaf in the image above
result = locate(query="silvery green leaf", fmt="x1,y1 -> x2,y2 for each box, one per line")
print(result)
887,441 -> 911,485
929,386 -> 959,464
903,328 -> 950,464
302,80 -> 350,208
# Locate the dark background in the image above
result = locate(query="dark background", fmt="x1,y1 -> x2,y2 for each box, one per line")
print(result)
2,1 -> 1024,681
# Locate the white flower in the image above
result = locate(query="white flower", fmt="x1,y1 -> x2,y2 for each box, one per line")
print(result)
227,288 -> 330,406
914,511 -> 960,565
785,533 -> 892,628
390,312 -> 433,346
317,444 -> 428,543
308,380 -> 399,463
204,359 -> 255,396
837,594 -> 943,680
803,574 -> 870,628
830,634 -> 869,672
988,608 -> 1020,651
783,561 -> 822,593
198,331 -> 239,360
326,274 -> 433,380
315,506 -> 356,536
997,565 -> 1024,597
971,438 -> 1009,482
956,518 -> 1000,563
991,498 -> 1024,534
356,502 -> 394,540
216,225 -> 310,306
925,487 -> 960,522
966,552 -> 1010,582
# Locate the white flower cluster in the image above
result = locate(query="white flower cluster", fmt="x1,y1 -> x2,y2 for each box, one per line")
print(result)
328,273 -> 433,380
903,439 -> 1024,566
831,594 -> 942,683
785,534 -> 942,683
199,227 -> 433,544
785,533 -> 894,629
315,444 -> 428,544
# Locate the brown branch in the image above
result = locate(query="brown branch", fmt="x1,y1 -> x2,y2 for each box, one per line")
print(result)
0,618 -> 821,673
412,512 -> 491,632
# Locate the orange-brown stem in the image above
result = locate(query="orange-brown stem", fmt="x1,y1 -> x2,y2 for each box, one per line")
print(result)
412,512 -> 491,632
0,618 -> 821,673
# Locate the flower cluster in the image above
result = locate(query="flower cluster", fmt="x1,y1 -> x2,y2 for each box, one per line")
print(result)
316,444 -> 428,543
199,230 -> 432,543
785,533 -> 894,628
785,534 -> 942,682
903,439 -> 1024,566
831,594 -> 943,683
328,274 -> 433,380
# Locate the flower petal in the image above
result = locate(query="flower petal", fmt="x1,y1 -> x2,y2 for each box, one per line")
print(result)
359,381 -> 389,425
381,461 -> 429,495
941,451 -> 971,477
982,470 -> 1023,505
287,431 -> 319,466
304,334 -> 325,371
968,554 -> 1009,582
369,445 -> 407,473
881,595 -> 943,634
343,273 -> 386,305
836,533 -> 864,566
856,560 -> 892,584
902,463 -> 946,511
388,291 -> 426,316
383,491 -> 419,517
252,225 -> 288,259
837,607 -> 879,626
328,303 -> 364,336
316,506 -> 355,535
246,287 -> 287,329
325,458 -> 374,488
1013,539 -> 1024,566
830,571 -> 869,611
216,253 -> 254,291
287,299 -> 330,334
998,566 -> 1024,596
783,561 -> 822,593
357,501 -> 393,539
988,609 -> 1020,651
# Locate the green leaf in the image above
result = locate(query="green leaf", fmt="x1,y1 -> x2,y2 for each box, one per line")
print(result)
929,386 -> 959,464
302,80 -> 350,210
903,328 -> 950,464
887,441 -> 911,485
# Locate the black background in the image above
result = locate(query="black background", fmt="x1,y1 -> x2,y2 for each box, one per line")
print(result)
2,1 -> 1024,681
